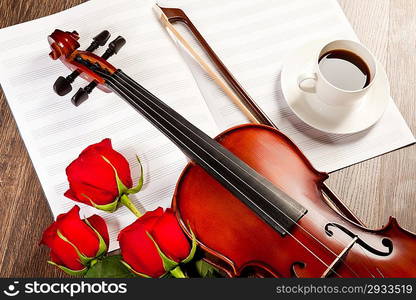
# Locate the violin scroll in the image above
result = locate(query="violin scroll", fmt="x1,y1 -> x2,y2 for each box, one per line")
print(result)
49,29 -> 124,106
48,30 -> 80,60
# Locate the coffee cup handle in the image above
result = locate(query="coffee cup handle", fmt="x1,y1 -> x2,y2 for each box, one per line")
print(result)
297,73 -> 317,93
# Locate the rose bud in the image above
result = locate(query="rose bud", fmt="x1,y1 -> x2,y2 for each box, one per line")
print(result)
64,138 -> 143,217
118,207 -> 196,278
40,205 -> 109,276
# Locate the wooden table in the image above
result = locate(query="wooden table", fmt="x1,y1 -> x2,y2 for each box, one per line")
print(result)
0,0 -> 414,277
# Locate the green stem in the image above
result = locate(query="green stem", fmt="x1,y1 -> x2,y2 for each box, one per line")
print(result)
170,266 -> 187,278
90,259 -> 98,268
120,194 -> 142,218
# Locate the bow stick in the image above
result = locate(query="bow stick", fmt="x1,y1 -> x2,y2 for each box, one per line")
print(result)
153,4 -> 365,226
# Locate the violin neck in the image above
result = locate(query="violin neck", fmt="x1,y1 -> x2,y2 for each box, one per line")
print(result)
105,69 -> 307,235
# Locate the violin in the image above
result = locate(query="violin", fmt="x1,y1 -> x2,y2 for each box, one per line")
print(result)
48,29 -> 416,278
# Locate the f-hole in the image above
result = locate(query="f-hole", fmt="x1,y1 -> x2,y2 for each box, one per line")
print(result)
325,223 -> 393,256
291,261 -> 306,278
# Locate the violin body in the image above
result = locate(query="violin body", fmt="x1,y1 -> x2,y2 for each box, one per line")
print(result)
173,124 -> 416,277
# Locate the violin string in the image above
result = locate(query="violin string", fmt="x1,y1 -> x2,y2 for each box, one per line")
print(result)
107,71 -> 352,277
307,210 -> 376,277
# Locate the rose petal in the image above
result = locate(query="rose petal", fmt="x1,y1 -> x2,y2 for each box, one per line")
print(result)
86,215 -> 109,249
79,138 -> 112,156
79,138 -> 132,189
41,216 -> 84,271
40,220 -> 59,246
65,138 -> 133,205
64,188 -> 91,206
66,154 -> 119,198
118,222 -> 165,277
66,181 -> 116,206
56,206 -> 100,257
49,239 -> 85,271
151,208 -> 190,262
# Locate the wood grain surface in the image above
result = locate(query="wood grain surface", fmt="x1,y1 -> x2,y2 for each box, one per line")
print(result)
0,0 -> 414,277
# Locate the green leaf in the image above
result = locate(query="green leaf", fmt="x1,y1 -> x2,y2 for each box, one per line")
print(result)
84,255 -> 133,278
195,259 -> 219,278
83,218 -> 108,257
146,232 -> 178,272
56,230 -> 93,265
181,229 -> 197,264
48,261 -> 88,277
82,193 -> 119,213
126,155 -> 144,195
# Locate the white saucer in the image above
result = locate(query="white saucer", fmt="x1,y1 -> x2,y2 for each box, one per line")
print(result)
280,41 -> 390,134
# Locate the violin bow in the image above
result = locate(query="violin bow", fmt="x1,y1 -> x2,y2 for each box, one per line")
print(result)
154,4 -> 365,227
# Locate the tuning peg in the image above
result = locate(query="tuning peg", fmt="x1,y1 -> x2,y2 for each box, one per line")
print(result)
69,35 -> 125,106
56,32 -> 126,105
53,70 -> 80,96
53,30 -> 111,97
71,81 -> 98,106
93,30 -> 111,46
86,30 -> 111,52
102,36 -> 126,59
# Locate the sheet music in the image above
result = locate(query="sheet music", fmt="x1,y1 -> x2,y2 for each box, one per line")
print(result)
167,0 -> 415,172
0,0 -> 218,251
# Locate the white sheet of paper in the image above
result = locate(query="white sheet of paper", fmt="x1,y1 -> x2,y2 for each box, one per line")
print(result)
167,0 -> 415,172
0,0 -> 218,251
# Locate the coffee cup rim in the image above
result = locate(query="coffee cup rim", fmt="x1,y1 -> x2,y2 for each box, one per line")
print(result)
315,39 -> 377,94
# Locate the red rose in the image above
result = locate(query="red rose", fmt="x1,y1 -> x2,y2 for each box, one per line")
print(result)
118,207 -> 195,278
64,138 -> 142,217
40,205 -> 109,276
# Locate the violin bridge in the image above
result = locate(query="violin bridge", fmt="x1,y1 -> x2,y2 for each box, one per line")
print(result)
320,236 -> 358,278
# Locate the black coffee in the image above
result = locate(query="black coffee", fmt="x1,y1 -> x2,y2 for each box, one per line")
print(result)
318,49 -> 371,91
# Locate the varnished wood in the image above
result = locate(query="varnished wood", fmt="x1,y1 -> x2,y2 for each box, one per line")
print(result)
0,0 -> 415,277
174,124 -> 416,277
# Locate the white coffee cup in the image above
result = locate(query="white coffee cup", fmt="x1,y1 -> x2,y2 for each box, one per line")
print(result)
297,40 -> 377,106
